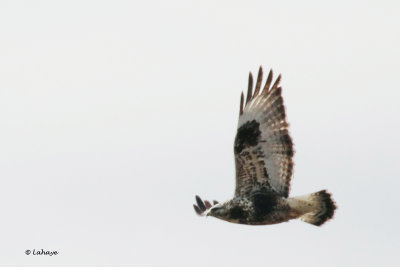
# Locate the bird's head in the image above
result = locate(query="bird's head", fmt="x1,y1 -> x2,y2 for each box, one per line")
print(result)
207,203 -> 230,218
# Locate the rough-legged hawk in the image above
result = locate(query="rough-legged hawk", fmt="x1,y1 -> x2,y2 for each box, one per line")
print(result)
193,67 -> 337,226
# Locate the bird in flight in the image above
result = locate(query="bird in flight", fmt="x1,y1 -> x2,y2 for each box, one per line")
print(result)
193,67 -> 336,226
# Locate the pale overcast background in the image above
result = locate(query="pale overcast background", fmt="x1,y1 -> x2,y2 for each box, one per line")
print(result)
0,0 -> 399,266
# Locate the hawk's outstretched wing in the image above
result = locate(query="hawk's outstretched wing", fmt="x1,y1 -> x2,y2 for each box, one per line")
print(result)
234,67 -> 294,198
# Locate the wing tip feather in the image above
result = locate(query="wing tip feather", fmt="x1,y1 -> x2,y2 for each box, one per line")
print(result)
239,66 -> 283,116
253,66 -> 263,96
194,195 -> 219,216
239,92 -> 244,115
246,72 -> 253,104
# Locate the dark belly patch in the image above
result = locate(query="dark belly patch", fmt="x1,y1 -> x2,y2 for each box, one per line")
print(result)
229,206 -> 246,220
252,192 -> 278,219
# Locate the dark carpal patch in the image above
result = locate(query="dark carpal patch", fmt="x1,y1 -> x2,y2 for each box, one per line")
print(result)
252,192 -> 279,218
234,120 -> 261,154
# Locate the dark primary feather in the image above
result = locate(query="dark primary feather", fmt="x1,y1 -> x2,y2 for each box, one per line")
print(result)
204,200 -> 212,209
195,195 -> 207,211
239,92 -> 244,115
246,73 -> 253,105
271,74 -> 281,91
262,69 -> 273,94
234,67 -> 294,198
253,67 -> 263,96
193,195 -> 218,216
193,204 -> 202,215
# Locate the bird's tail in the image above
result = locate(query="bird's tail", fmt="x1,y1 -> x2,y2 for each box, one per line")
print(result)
288,190 -> 337,226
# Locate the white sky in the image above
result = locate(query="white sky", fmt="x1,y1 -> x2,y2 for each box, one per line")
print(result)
0,0 -> 399,266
